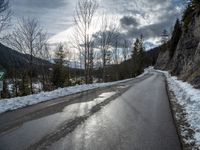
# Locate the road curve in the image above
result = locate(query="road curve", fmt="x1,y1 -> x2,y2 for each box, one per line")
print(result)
49,72 -> 181,150
0,72 -> 181,150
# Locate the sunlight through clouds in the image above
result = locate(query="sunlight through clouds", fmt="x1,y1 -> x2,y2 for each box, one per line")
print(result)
10,0 -> 184,49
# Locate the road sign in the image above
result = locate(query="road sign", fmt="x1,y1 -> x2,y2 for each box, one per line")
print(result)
0,81 -> 3,91
0,72 -> 4,81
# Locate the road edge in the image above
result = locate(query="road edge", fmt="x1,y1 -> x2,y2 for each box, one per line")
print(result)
164,76 -> 184,150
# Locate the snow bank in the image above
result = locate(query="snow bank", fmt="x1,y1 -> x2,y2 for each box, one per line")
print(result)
154,69 -> 200,148
0,71 -> 148,114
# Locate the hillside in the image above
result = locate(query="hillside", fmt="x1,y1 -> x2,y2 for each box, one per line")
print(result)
155,13 -> 200,88
0,43 -> 51,72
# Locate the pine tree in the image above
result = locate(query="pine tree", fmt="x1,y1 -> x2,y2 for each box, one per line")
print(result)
138,34 -> 145,73
51,44 -> 67,88
132,38 -> 140,58
19,74 -> 30,96
190,0 -> 200,12
182,0 -> 200,31
132,35 -> 145,76
2,79 -> 9,98
169,19 -> 182,58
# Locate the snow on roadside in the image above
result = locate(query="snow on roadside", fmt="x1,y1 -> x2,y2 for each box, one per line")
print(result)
154,69 -> 200,148
0,70 -> 148,114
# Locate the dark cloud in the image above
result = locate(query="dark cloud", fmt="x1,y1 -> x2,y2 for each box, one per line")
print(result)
119,15 -> 168,40
126,19 -> 174,40
114,0 -> 185,47
120,16 -> 139,27
11,0 -> 68,9
92,30 -> 129,48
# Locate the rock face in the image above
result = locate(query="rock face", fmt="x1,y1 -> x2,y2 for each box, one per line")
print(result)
156,14 -> 200,88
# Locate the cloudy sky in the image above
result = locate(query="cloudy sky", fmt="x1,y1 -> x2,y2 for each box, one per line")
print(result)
9,0 -> 185,49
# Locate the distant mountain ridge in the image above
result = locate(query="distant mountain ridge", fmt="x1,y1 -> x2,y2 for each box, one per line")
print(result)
0,43 -> 51,72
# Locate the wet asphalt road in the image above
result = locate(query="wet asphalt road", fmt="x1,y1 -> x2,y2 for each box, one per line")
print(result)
0,72 -> 181,150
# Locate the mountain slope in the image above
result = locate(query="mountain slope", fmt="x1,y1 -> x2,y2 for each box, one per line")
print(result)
0,43 -> 51,72
155,14 -> 200,88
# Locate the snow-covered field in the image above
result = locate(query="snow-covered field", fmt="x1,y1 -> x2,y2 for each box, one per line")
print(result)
155,69 -> 200,148
0,72 -> 149,114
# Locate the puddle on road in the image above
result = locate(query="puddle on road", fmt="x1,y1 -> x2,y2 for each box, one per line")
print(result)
0,91 -> 116,150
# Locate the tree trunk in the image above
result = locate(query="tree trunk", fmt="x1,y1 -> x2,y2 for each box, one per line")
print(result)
30,51 -> 33,94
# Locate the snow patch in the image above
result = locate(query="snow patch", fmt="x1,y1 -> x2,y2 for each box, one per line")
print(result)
151,68 -> 200,148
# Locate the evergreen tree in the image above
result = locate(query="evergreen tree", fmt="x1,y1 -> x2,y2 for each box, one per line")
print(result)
105,50 -> 112,65
132,38 -> 140,58
169,19 -> 182,58
182,3 -> 194,31
2,79 -> 9,98
183,0 -> 200,31
19,74 -> 30,96
190,0 -> 200,12
138,35 -> 145,72
51,44 -> 67,88
132,35 -> 145,76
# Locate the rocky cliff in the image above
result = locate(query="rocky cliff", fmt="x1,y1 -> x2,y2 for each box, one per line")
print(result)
156,14 -> 200,88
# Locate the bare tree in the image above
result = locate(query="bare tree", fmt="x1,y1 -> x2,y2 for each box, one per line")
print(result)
63,43 -> 72,85
73,0 -> 98,84
112,36 -> 121,80
36,32 -> 50,91
0,0 -> 11,34
94,15 -> 119,82
112,36 -> 120,65
122,39 -> 131,61
4,18 -> 46,94
72,51 -> 78,83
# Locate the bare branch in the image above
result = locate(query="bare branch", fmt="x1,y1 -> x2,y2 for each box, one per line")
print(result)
0,0 -> 11,34
73,0 -> 99,84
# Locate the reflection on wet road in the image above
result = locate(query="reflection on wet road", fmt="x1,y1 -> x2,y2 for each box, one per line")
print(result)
0,92 -> 116,150
50,73 -> 181,150
0,72 -> 181,150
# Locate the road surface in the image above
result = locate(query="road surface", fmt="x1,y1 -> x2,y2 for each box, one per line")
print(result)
0,72 -> 181,150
